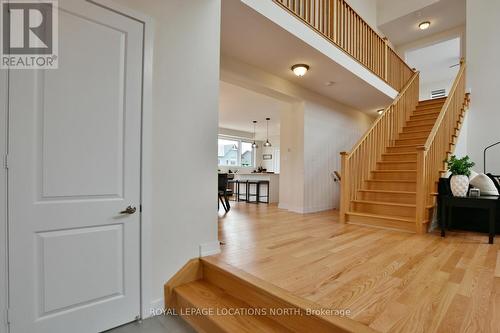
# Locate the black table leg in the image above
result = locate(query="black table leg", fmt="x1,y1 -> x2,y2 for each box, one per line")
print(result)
489,205 -> 495,244
440,199 -> 446,238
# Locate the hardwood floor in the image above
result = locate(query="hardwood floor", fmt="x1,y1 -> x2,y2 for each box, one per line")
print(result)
213,202 -> 500,333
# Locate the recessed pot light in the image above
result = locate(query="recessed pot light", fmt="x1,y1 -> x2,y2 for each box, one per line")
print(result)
291,64 -> 310,77
377,109 -> 384,115
325,81 -> 336,86
419,21 -> 431,30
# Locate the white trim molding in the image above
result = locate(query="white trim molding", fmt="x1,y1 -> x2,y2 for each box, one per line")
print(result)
87,0 -> 156,320
1,61 -> 9,333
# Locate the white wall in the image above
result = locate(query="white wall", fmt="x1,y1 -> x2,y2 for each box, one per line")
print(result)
420,78 -> 455,101
115,0 -> 221,309
377,0 -> 439,26
465,0 -> 500,174
303,101 -> 372,212
345,0 -> 380,34
279,103 -> 305,212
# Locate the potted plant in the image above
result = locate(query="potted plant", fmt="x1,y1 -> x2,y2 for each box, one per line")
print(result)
445,155 -> 475,197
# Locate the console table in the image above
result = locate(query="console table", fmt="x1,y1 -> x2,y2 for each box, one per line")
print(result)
439,195 -> 498,244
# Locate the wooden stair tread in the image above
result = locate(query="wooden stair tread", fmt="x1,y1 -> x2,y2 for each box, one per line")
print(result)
358,189 -> 416,194
352,200 -> 416,208
175,280 -> 293,333
346,211 -> 414,223
366,179 -> 416,183
372,170 -> 416,173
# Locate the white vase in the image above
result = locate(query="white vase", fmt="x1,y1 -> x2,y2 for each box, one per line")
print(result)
450,175 -> 469,197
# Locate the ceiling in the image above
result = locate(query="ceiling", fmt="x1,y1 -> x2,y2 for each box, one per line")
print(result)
219,81 -> 285,138
221,0 -> 393,113
405,37 -> 460,84
378,0 -> 466,46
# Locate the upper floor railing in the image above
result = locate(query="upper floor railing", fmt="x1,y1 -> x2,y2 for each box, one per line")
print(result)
273,0 -> 414,91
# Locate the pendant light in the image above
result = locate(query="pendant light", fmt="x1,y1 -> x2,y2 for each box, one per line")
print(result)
251,120 -> 258,148
263,118 -> 272,147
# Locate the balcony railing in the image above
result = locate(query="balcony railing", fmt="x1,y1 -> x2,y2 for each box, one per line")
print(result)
274,0 -> 414,91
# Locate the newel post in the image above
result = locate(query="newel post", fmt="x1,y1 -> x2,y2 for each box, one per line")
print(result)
339,152 -> 350,223
415,146 -> 427,233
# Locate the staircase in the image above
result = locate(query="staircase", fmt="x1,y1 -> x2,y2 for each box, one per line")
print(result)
164,257 -> 376,333
346,98 -> 447,232
340,61 -> 469,233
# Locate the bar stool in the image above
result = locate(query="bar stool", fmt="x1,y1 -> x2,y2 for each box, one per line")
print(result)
247,180 -> 260,204
237,180 -> 248,202
228,179 -> 238,201
258,180 -> 270,204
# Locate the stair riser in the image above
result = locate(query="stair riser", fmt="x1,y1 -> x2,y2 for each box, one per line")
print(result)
371,171 -> 416,181
377,162 -> 416,170
418,99 -> 446,106
358,191 -> 416,204
174,293 -> 226,333
395,138 -> 427,145
414,108 -> 442,115
409,114 -> 439,121
386,146 -> 418,153
365,181 -> 416,191
406,119 -> 436,127
399,131 -> 430,140
346,214 -> 416,233
403,124 -> 434,132
381,154 -> 417,162
202,261 -> 339,333
352,202 -> 416,218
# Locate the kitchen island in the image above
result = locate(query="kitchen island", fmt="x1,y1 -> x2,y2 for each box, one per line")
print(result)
231,173 -> 279,203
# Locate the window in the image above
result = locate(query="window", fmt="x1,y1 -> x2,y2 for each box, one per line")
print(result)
218,136 -> 255,167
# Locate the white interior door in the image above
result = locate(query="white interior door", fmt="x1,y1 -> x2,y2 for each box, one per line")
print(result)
8,1 -> 143,332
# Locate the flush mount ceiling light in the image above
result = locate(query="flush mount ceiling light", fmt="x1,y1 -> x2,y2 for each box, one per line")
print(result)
418,21 -> 431,30
291,64 -> 310,77
263,118 -> 272,147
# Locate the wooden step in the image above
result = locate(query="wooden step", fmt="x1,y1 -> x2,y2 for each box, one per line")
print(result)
418,97 -> 446,105
386,145 -> 419,153
413,109 -> 442,117
346,212 -> 416,233
398,130 -> 431,140
409,113 -> 439,121
376,161 -> 416,170
381,152 -> 417,162
175,280 -> 293,333
357,190 -> 416,204
351,200 -> 416,218
402,123 -> 434,132
365,179 -> 416,191
166,259 -> 376,333
371,170 -> 417,181
405,118 -> 436,127
394,137 -> 427,146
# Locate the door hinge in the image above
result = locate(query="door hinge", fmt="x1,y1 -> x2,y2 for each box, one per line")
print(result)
6,308 -> 11,325
3,154 -> 8,170
139,204 -> 142,213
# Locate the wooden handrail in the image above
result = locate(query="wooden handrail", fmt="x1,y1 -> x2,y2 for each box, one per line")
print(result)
340,71 -> 420,222
422,59 -> 466,150
347,71 -> 420,156
273,0 -> 414,91
415,60 -> 468,231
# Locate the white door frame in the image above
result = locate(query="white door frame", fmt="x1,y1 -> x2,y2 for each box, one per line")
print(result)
0,1 -> 155,331
1,61 -> 8,333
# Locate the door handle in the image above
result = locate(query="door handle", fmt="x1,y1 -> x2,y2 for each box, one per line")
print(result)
120,205 -> 137,215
